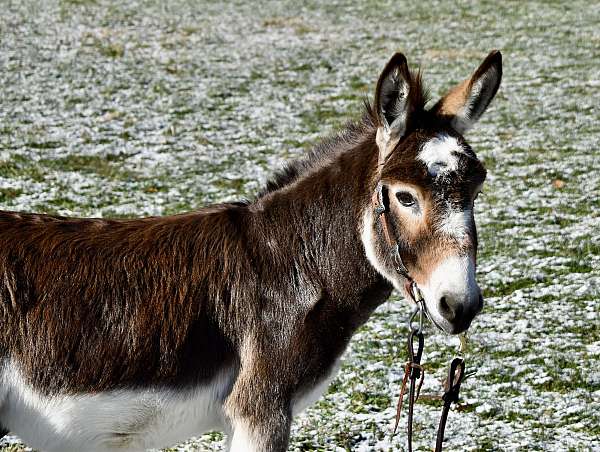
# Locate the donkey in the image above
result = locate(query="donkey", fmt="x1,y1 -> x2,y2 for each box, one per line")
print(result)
0,50 -> 501,451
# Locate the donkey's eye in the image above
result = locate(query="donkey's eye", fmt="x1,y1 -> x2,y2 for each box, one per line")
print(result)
396,192 -> 416,207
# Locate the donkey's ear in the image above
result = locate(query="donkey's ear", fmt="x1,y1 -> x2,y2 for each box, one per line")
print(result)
373,53 -> 414,163
374,53 -> 412,134
432,50 -> 502,134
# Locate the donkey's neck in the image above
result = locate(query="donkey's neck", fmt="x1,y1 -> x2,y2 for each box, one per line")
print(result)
250,132 -> 390,317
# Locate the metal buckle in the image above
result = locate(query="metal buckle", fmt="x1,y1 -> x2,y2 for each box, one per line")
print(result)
393,245 -> 409,277
373,182 -> 385,216
410,282 -> 424,303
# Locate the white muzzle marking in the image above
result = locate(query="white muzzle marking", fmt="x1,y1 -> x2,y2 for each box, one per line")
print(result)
419,254 -> 481,334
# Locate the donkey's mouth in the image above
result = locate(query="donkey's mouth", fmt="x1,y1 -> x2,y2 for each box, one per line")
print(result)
417,292 -> 476,335
431,308 -> 477,335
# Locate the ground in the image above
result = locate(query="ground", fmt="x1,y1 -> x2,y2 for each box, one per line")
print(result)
0,0 -> 598,451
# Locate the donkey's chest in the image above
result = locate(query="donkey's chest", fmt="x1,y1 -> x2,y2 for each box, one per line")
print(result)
0,363 -> 232,452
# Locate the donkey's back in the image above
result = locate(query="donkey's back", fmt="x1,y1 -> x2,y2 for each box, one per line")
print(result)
0,207 -> 246,451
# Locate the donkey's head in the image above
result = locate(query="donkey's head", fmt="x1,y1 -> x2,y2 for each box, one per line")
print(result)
363,51 -> 502,334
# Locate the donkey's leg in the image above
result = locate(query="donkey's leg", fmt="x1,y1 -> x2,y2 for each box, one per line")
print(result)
228,413 -> 291,452
226,376 -> 292,452
225,349 -> 292,452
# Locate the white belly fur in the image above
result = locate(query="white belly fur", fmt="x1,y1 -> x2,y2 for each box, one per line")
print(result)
0,360 -> 233,452
0,358 -> 342,451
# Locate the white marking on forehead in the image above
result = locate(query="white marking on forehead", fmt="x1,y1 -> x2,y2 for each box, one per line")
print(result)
417,134 -> 465,177
438,208 -> 472,240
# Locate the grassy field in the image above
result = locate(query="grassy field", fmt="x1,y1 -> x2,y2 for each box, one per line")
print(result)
1,0 -> 598,450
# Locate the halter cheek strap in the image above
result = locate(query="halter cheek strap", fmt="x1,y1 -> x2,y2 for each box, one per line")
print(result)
372,181 -> 410,279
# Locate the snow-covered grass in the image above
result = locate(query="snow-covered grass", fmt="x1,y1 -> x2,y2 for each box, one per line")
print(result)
1,0 -> 598,450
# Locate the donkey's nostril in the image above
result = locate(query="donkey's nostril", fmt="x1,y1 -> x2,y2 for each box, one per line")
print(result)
438,295 -> 463,322
439,296 -> 450,316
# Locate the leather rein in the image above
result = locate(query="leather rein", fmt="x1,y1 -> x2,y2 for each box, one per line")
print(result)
372,181 -> 466,452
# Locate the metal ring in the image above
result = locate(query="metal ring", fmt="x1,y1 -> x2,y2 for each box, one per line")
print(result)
408,300 -> 424,334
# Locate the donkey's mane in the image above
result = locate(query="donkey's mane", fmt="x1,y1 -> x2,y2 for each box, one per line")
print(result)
257,69 -> 427,198
256,110 -> 374,198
